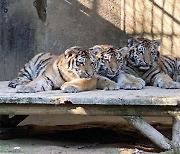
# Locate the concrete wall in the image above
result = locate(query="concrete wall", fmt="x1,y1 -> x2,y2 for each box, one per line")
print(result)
0,0 -> 180,80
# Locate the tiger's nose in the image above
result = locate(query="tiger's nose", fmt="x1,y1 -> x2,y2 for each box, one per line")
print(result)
111,67 -> 118,73
85,71 -> 94,78
111,70 -> 117,74
140,61 -> 147,66
106,68 -> 116,74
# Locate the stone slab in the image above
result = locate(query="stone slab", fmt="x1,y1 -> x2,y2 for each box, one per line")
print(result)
0,82 -> 180,106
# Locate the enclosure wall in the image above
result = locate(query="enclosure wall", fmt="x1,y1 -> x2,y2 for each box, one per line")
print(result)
0,0 -> 179,80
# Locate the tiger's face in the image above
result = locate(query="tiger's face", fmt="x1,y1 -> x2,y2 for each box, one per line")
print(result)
127,38 -> 161,70
90,45 -> 128,78
64,46 -> 99,78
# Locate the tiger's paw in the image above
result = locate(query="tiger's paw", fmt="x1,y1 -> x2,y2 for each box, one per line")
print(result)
16,85 -> 38,93
103,82 -> 120,90
120,83 -> 142,90
8,79 -> 19,88
119,78 -> 145,90
158,81 -> 180,89
61,84 -> 79,93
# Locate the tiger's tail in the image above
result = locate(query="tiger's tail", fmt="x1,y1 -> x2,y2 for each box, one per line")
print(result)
8,52 -> 56,88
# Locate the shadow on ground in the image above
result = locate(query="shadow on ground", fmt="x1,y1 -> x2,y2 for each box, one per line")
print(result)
0,123 -> 172,153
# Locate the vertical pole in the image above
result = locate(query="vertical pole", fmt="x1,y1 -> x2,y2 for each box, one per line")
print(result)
172,115 -> 180,153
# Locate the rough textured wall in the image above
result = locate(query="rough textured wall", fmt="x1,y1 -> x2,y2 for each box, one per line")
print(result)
78,0 -> 179,55
0,0 -> 38,80
0,0 -> 179,80
37,0 -> 128,53
120,0 -> 180,55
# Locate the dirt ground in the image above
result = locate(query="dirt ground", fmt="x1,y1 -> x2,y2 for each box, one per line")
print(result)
0,136 -> 162,154
0,124 -> 171,154
0,139 -> 121,154
0,139 -> 147,154
0,116 -> 172,154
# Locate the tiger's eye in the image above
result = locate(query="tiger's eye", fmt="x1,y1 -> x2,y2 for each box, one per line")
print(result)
138,45 -> 145,53
77,57 -> 85,63
134,55 -> 139,58
103,54 -> 109,59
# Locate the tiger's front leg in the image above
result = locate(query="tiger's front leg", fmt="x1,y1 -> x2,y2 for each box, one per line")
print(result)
117,72 -> 145,90
153,73 -> 180,89
96,75 -> 120,90
8,78 -> 31,88
61,76 -> 119,93
16,75 -> 55,93
61,78 -> 97,93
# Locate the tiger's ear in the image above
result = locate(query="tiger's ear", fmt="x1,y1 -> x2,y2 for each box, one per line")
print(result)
64,46 -> 82,59
153,39 -> 161,48
64,48 -> 75,59
127,37 -> 138,48
118,47 -> 129,57
89,45 -> 103,55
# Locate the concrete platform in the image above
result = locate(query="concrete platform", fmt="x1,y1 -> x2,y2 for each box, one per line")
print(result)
0,81 -> 180,106
0,81 -> 180,152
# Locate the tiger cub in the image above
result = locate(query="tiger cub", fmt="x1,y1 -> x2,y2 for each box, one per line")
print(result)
8,46 -> 119,93
90,45 -> 145,90
159,54 -> 180,83
125,37 -> 180,89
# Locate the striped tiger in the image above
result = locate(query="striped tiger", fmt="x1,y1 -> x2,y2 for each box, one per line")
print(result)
90,45 -> 145,90
8,46 -> 120,93
124,37 -> 180,89
159,54 -> 180,83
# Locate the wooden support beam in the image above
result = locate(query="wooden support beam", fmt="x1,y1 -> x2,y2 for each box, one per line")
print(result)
8,115 -> 28,127
0,115 -> 28,127
172,115 -> 180,153
0,104 -> 179,116
123,116 -> 171,150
